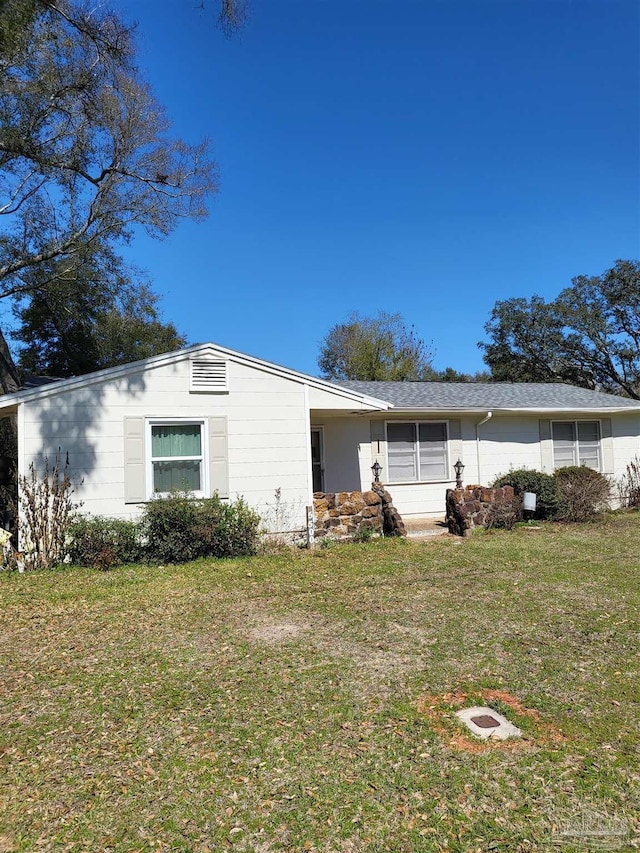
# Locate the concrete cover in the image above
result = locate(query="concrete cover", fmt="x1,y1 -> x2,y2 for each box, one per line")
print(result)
455,706 -> 522,740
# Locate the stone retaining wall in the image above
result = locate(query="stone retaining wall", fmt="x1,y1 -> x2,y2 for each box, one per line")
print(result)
446,485 -> 521,536
313,484 -> 406,540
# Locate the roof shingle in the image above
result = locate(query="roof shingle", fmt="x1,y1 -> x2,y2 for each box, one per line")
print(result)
332,381 -> 640,411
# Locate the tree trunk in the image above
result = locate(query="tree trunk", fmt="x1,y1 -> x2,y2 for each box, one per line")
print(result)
0,329 -> 21,393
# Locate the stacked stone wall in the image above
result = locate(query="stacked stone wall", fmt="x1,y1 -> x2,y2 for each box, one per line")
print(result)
446,485 -> 521,536
313,484 -> 406,540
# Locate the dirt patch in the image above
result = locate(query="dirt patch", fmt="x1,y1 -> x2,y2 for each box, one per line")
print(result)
238,604 -> 423,696
248,622 -> 307,644
416,689 -> 567,753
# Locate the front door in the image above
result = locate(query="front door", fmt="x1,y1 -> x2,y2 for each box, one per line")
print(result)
310,428 -> 324,493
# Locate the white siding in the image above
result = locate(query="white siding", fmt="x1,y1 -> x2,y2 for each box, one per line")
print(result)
612,413 -> 640,480
318,413 -> 640,520
18,358 -> 640,533
310,417 -> 371,492
476,416 -> 545,484
20,357 -> 312,531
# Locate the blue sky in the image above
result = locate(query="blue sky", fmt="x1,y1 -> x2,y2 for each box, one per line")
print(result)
114,0 -> 639,376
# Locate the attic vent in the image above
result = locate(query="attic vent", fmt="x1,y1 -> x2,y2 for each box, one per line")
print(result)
190,359 -> 228,393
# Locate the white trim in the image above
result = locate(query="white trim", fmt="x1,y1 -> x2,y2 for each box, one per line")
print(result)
310,425 -> 325,493
385,419 -> 451,484
145,418 -> 209,499
372,406 -> 640,414
303,385 -> 314,506
16,404 -> 24,550
475,411 -> 492,486
16,404 -> 25,482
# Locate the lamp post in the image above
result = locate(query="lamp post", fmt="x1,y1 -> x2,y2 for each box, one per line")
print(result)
454,458 -> 465,489
371,461 -> 382,483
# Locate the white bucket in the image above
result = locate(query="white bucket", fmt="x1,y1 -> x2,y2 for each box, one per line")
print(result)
522,492 -> 537,513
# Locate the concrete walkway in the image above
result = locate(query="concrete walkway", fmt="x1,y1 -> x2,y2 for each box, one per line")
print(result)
403,516 -> 450,539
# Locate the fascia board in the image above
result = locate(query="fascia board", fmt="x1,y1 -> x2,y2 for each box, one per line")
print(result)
498,406 -> 640,414
380,406 -> 640,416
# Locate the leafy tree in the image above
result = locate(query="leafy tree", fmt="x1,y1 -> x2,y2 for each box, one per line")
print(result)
13,243 -> 186,376
318,312 -> 436,381
91,290 -> 186,372
481,260 -> 640,399
0,0 -> 217,390
433,366 -> 490,382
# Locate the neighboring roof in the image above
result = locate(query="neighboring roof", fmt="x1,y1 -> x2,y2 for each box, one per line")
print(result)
0,343 -> 391,412
333,381 -> 640,412
22,375 -> 62,389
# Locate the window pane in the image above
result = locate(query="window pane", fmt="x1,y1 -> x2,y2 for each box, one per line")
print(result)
418,423 -> 448,480
387,423 -> 417,482
152,424 -> 201,458
577,422 -> 599,443
553,422 -> 576,467
577,421 -> 600,470
153,460 -> 201,493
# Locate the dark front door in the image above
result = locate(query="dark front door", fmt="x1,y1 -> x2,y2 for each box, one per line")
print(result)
310,428 -> 324,493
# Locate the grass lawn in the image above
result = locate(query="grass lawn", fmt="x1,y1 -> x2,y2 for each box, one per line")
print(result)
1,514 -> 639,852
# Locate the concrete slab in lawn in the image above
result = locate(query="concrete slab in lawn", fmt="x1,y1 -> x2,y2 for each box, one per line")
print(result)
456,706 -> 522,740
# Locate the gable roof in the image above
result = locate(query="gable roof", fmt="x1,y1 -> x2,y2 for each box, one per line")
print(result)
333,380 -> 640,412
1,343 -> 637,415
0,343 -> 391,412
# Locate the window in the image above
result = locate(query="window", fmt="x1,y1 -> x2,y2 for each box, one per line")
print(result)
386,421 -> 449,483
149,421 -> 206,495
552,421 -> 601,471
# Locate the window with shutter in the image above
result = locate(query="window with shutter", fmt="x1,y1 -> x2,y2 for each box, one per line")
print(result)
147,420 -> 207,497
386,421 -> 450,483
552,420 -> 602,471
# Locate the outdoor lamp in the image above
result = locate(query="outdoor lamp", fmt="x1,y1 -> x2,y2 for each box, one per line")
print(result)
371,461 -> 382,483
454,458 -> 465,489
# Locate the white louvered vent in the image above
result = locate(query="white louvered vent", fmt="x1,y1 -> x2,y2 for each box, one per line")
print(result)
190,358 -> 228,393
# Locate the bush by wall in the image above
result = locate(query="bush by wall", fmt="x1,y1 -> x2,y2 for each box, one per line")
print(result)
491,468 -> 560,519
618,456 -> 640,508
18,454 -> 80,570
141,492 -> 260,564
446,485 -> 520,535
67,516 -> 143,570
67,494 -> 261,568
554,466 -> 612,522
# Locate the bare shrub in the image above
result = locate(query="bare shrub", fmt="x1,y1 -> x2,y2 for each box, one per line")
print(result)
618,456 -> 640,508
554,466 -> 612,522
18,453 -> 81,569
258,487 -> 306,551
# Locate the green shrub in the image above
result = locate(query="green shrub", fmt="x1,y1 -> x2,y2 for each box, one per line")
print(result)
140,491 -> 201,563
491,468 -> 560,519
553,466 -> 612,522
141,492 -> 260,564
195,497 -> 261,558
353,524 -> 375,543
67,516 -> 143,569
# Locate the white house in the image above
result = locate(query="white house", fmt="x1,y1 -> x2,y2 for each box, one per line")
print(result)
0,342 -> 638,534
